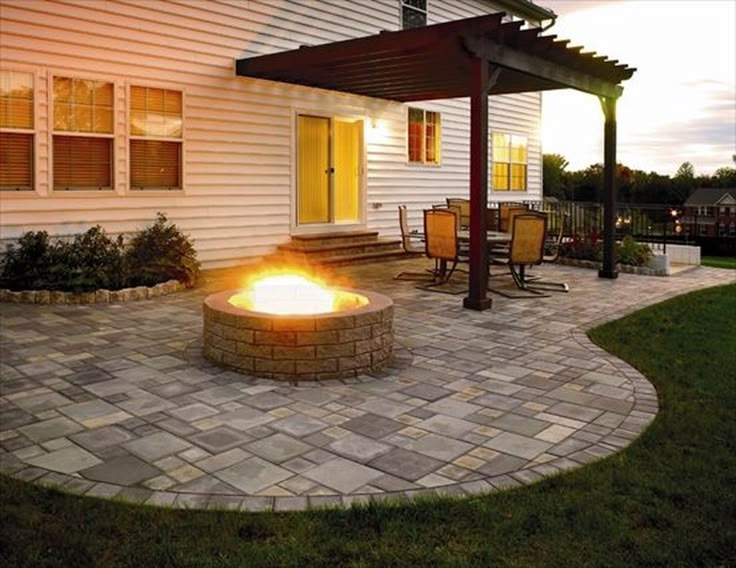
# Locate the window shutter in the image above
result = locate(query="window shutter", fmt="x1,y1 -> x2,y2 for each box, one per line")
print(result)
53,135 -> 112,190
0,132 -> 33,190
130,139 -> 181,189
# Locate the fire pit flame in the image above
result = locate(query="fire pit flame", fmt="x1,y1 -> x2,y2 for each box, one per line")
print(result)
228,273 -> 368,316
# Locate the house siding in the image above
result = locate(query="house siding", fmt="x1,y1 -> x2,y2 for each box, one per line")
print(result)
0,0 -> 543,268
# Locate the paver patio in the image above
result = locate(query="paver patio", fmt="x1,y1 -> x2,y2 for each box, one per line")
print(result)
1,260 -> 734,511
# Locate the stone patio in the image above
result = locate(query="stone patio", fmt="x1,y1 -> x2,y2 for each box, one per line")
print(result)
1,260 -> 733,511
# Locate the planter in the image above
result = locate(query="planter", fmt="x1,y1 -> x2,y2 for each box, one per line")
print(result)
557,257 -> 668,277
0,279 -> 186,305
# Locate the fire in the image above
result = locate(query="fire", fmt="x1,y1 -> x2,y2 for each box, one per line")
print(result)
228,271 -> 367,315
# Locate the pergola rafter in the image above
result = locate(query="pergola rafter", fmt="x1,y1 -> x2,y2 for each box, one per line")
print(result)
236,12 -> 635,310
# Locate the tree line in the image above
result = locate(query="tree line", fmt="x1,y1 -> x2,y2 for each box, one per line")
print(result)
543,154 -> 736,205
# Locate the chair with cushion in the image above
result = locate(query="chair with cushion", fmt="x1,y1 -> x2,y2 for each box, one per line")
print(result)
394,205 -> 433,281
491,212 -> 549,297
446,198 -> 471,230
499,203 -> 528,232
423,208 -> 468,285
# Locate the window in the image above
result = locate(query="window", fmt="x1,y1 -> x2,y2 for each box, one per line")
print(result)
401,0 -> 426,29
129,86 -> 182,190
407,107 -> 440,164
718,223 -> 728,237
729,223 -> 736,237
492,132 -> 527,191
53,76 -> 114,190
0,70 -> 34,191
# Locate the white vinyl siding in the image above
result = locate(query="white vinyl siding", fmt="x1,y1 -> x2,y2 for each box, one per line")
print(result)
0,0 -> 543,268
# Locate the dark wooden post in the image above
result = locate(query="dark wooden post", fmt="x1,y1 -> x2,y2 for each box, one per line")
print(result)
599,96 -> 618,279
463,56 -> 492,311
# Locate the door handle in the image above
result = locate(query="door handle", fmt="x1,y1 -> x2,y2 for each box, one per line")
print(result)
325,167 -> 335,174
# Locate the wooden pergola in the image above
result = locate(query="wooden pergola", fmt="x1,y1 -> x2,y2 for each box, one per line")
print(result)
236,12 -> 635,310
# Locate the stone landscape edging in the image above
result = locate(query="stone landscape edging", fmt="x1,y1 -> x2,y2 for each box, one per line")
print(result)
557,257 -> 667,276
0,279 -> 185,304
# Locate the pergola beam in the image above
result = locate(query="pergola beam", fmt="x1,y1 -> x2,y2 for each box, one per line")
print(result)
463,35 -> 624,98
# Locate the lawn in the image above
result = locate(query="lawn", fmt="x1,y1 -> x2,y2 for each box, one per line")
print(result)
2,284 -> 735,567
701,256 -> 736,269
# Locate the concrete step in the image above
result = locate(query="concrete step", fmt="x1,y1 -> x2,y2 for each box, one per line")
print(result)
277,238 -> 402,261
289,230 -> 380,248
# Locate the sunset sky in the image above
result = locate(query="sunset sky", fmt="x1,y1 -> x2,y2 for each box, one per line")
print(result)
540,0 -> 735,176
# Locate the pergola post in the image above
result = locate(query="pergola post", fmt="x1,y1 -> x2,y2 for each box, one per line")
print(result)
463,57 -> 492,311
599,96 -> 618,279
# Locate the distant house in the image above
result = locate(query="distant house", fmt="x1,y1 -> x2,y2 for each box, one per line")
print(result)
0,0 -> 555,269
682,188 -> 736,238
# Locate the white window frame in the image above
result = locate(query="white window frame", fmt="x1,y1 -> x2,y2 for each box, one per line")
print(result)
0,68 -> 39,194
400,0 -> 427,29
125,82 -> 185,194
406,107 -> 441,166
49,73 -> 116,193
491,131 -> 528,193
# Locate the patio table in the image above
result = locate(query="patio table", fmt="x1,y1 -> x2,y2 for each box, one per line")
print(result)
456,230 -> 511,281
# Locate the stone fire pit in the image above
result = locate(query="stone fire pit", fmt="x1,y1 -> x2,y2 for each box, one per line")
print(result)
203,288 -> 394,381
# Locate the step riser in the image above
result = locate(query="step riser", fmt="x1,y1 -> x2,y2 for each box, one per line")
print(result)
289,236 -> 380,248
290,231 -> 380,249
277,242 -> 402,260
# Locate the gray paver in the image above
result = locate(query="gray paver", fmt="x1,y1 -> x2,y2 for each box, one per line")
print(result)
123,432 -> 192,461
19,417 -> 83,443
483,432 -> 552,460
368,448 -> 444,481
81,455 -> 161,485
70,426 -> 136,451
327,433 -> 391,462
404,433 -> 473,461
26,445 -> 101,474
302,457 -> 383,493
247,433 -> 312,463
190,427 -> 251,454
341,413 -> 405,438
270,415 -> 328,437
215,457 -> 292,494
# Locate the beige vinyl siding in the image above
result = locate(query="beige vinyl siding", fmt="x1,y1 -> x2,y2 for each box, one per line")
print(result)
0,0 -> 543,268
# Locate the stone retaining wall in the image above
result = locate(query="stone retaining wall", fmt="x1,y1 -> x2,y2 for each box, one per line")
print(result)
0,279 -> 185,304
557,258 -> 668,277
203,288 -> 394,382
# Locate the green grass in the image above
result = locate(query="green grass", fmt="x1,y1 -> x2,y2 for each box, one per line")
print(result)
2,284 -> 736,567
701,256 -> 736,269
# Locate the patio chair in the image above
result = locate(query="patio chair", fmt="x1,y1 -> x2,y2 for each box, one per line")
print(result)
491,212 -> 550,297
499,203 -> 528,232
423,208 -> 468,285
446,198 -> 471,229
394,205 -> 434,281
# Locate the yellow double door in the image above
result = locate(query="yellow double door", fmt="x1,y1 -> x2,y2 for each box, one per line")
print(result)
297,115 -> 363,226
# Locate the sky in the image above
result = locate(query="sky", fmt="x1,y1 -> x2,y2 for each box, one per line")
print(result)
539,0 -> 736,176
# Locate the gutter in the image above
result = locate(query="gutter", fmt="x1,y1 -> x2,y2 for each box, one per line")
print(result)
491,0 -> 557,28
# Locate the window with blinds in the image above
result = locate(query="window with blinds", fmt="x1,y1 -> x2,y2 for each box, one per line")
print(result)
52,76 -> 114,191
492,132 -> 528,192
407,107 -> 440,165
129,86 -> 182,190
0,70 -> 34,191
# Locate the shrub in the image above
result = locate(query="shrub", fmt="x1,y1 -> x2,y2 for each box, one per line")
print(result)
125,213 -> 200,288
0,214 -> 199,292
617,235 -> 653,267
560,232 -> 653,267
560,230 -> 603,262
0,231 -> 54,291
